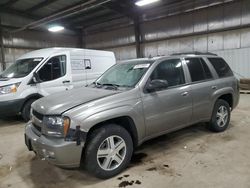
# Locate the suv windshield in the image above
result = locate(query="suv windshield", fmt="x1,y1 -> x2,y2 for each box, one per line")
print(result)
0,58 -> 43,78
94,60 -> 154,89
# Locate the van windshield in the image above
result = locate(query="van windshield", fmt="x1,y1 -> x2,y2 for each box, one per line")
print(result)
0,58 -> 43,79
93,60 -> 154,89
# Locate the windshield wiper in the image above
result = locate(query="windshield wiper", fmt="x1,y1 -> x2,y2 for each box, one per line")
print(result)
92,82 -> 124,90
93,81 -> 101,85
102,83 -> 120,90
92,81 -> 102,88
0,75 -> 8,78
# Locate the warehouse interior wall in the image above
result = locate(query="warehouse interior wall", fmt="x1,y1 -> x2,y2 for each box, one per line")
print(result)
0,28 -> 79,71
1,0 -> 250,78
85,0 -> 250,77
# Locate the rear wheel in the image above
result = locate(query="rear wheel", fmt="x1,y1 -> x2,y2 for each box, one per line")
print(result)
21,99 -> 36,122
84,124 -> 133,179
209,99 -> 230,132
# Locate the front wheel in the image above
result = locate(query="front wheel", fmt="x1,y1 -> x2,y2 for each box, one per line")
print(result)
209,99 -> 231,132
84,124 -> 133,179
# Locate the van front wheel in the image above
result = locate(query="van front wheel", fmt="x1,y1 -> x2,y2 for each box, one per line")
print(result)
84,124 -> 133,179
21,99 -> 36,122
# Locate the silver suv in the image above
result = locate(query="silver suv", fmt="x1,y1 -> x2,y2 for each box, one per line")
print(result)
25,52 -> 239,178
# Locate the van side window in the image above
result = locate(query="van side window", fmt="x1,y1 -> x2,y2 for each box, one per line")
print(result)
186,58 -> 212,82
84,59 -> 91,69
150,59 -> 185,88
208,57 -> 233,78
38,55 -> 66,82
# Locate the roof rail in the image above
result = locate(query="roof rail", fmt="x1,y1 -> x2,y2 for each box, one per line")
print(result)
171,51 -> 217,56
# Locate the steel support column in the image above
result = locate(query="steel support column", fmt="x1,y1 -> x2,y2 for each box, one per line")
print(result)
78,29 -> 86,48
0,18 -> 6,70
134,18 -> 142,58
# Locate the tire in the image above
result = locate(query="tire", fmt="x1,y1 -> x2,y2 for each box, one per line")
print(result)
209,99 -> 231,132
84,124 -> 133,179
21,99 -> 36,122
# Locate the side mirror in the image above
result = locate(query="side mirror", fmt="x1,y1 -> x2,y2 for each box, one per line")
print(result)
146,79 -> 168,92
32,72 -> 41,83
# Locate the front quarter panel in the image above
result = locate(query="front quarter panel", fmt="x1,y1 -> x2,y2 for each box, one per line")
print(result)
63,88 -> 145,143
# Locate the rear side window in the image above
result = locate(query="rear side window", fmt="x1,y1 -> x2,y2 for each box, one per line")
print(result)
186,58 -> 213,82
200,58 -> 213,79
208,58 -> 233,78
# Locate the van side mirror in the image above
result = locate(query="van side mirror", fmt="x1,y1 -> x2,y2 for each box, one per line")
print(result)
146,79 -> 168,92
32,72 -> 41,83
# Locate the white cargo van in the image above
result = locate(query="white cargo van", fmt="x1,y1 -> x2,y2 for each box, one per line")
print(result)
0,47 -> 116,121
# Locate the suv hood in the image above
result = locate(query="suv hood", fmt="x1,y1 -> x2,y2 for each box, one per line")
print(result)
32,87 -> 120,115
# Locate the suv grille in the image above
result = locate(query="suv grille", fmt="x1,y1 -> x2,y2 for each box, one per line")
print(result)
33,124 -> 42,132
33,110 -> 44,121
31,110 -> 44,134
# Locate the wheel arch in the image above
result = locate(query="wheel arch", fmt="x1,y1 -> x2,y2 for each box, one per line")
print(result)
86,116 -> 139,148
212,87 -> 234,109
217,93 -> 233,108
21,93 -> 44,111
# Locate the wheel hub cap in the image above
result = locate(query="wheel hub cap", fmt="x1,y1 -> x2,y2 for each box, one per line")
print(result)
97,135 -> 126,171
216,106 -> 228,127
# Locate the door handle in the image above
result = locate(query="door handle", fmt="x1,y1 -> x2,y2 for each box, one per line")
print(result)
181,91 -> 189,96
212,86 -> 217,90
62,80 -> 70,84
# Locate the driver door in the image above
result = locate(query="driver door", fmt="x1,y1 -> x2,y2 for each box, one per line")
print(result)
141,59 -> 193,137
35,54 -> 73,96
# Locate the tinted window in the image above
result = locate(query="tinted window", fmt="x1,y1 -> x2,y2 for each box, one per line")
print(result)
200,58 -> 213,79
186,58 -> 205,82
186,58 -> 213,82
150,59 -> 185,87
208,58 -> 233,78
38,55 -> 66,82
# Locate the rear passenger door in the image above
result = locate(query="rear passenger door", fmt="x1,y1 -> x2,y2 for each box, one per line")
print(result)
184,57 -> 215,123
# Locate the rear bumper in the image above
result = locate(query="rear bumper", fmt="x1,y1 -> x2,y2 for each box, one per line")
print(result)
25,122 -> 84,168
0,99 -> 24,116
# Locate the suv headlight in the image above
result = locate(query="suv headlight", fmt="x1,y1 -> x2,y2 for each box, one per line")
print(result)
43,116 -> 70,137
0,83 -> 20,95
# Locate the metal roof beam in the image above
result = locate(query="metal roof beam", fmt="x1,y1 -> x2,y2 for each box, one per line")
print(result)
25,0 -> 59,13
0,0 -> 19,9
103,1 -> 136,20
10,0 -> 111,33
0,7 -> 39,20
74,14 -> 124,29
63,8 -> 110,25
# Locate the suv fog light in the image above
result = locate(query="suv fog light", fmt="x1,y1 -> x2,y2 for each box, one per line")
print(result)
41,149 -> 55,159
48,151 -> 55,158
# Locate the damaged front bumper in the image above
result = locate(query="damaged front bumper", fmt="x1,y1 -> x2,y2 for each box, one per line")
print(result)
24,122 -> 84,168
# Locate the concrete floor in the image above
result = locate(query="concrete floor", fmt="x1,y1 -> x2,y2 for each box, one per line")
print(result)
0,94 -> 250,188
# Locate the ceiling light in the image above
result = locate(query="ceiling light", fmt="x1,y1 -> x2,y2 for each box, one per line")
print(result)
48,25 -> 64,32
135,0 -> 160,7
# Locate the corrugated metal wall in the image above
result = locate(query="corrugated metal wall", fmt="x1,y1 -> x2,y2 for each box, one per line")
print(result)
85,0 -> 250,78
1,0 -> 250,78
0,29 -> 79,71
216,47 -> 250,78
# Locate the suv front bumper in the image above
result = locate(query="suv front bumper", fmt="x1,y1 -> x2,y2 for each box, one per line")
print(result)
25,122 -> 84,168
